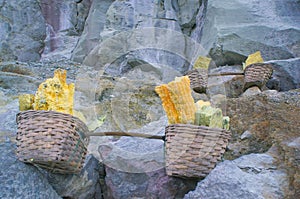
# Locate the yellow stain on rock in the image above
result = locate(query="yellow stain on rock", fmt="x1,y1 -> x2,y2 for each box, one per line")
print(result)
155,76 -> 196,124
33,69 -> 74,115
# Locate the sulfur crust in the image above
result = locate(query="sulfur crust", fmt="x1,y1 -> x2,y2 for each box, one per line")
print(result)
33,69 -> 74,115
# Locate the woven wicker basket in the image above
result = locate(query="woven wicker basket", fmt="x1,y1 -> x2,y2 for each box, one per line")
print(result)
16,110 -> 89,174
185,69 -> 208,93
165,124 -> 231,178
244,63 -> 273,90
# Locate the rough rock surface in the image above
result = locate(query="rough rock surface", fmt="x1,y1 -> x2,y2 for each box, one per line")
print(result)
44,155 -> 103,199
105,167 -> 197,199
71,0 -> 113,63
40,0 -> 92,60
0,0 -> 46,61
266,58 -> 300,91
184,153 -> 288,199
0,141 -> 61,199
224,89 -> 300,198
199,0 -> 300,66
207,65 -> 244,98
79,0 -> 208,76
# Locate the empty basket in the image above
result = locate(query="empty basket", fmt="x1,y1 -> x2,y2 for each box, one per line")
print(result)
165,124 -> 231,178
244,63 -> 273,90
185,68 -> 208,93
16,110 -> 89,174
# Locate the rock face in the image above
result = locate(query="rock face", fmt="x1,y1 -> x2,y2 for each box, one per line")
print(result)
198,0 -> 300,66
207,65 -> 244,98
78,0 -> 208,76
184,153 -> 288,199
0,0 -> 46,61
40,0 -> 92,60
224,89 -> 300,198
0,141 -> 61,199
44,155 -> 103,199
266,58 -> 300,91
71,0 -> 113,63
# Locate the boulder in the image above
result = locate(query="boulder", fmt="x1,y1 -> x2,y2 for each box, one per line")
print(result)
266,58 -> 300,91
197,0 -> 300,66
97,118 -> 198,198
224,89 -> 300,198
40,0 -> 92,60
0,141 -> 61,199
0,0 -> 46,61
44,155 -> 103,199
184,153 -> 288,199
207,65 -> 244,98
71,0 -> 113,63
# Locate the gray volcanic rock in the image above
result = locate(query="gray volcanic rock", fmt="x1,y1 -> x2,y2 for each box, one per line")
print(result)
0,0 -> 46,61
266,58 -> 300,91
198,0 -> 300,66
71,0 -> 116,63
184,153 -> 288,199
0,141 -> 61,199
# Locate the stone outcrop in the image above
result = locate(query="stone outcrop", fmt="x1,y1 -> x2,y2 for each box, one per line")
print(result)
71,0 -> 113,63
224,89 -> 300,198
40,0 -> 92,60
266,58 -> 300,91
198,0 -> 300,66
0,141 -> 61,199
0,0 -> 46,61
184,153 -> 288,199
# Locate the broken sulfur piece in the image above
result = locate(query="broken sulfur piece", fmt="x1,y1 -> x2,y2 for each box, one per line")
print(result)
155,76 -> 196,124
33,69 -> 75,115
194,105 -> 223,129
245,51 -> 264,68
19,94 -> 35,111
193,56 -> 211,70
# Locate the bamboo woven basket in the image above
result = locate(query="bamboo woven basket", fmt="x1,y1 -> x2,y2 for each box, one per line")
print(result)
185,68 -> 208,93
244,63 -> 273,90
165,124 -> 231,178
16,110 -> 89,174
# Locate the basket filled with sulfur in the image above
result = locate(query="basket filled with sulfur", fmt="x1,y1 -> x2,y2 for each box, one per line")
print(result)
16,69 -> 89,174
185,68 -> 208,93
155,76 -> 231,179
244,63 -> 273,90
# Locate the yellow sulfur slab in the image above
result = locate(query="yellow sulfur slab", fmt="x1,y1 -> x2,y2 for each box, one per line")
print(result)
155,76 -> 196,124
193,56 -> 211,70
33,69 -> 74,115
155,84 -> 180,124
245,51 -> 264,68
195,100 -> 211,110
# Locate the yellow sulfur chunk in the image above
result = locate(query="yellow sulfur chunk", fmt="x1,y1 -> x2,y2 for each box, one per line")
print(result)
193,56 -> 211,70
33,69 -> 74,115
245,51 -> 264,68
195,106 -> 223,129
195,100 -> 211,110
155,84 -> 180,124
19,94 -> 35,111
155,76 -> 196,124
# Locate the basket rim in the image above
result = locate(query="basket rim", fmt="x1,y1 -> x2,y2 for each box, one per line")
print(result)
166,123 -> 230,133
16,110 -> 90,146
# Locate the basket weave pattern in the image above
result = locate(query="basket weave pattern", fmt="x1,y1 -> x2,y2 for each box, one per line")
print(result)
16,110 -> 89,174
165,124 -> 231,178
244,63 -> 273,90
186,69 -> 208,93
